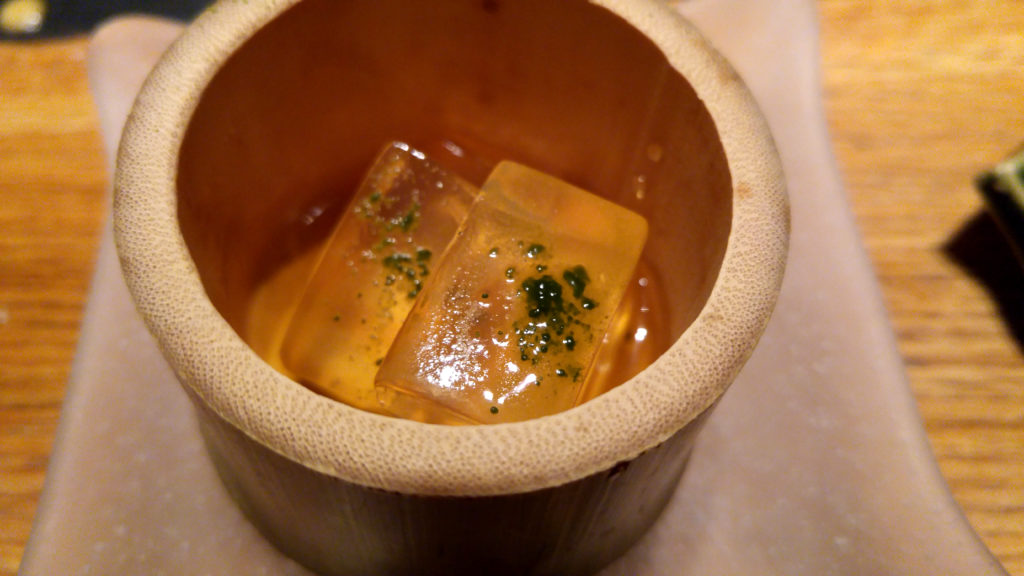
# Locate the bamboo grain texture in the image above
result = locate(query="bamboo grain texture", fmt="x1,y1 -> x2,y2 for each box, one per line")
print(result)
1,1 -> 1021,573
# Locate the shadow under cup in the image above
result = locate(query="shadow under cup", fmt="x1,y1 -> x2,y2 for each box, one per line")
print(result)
114,0 -> 788,574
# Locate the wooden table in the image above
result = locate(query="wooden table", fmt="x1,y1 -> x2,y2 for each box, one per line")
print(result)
1,1 -> 1021,573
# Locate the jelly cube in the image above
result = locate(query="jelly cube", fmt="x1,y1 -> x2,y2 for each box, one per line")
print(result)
375,161 -> 648,424
279,142 -> 478,412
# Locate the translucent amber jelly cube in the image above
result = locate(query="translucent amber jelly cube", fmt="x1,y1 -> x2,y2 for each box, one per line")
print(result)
375,161 -> 648,424
279,142 -> 478,412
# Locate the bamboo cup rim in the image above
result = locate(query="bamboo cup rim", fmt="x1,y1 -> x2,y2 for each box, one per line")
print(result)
114,0 -> 788,497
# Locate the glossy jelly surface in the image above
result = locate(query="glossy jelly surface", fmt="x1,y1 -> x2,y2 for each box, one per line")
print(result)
375,161 -> 648,423
278,143 -> 478,412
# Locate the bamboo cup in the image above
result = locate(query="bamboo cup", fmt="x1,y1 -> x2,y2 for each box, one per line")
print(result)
113,0 -> 789,574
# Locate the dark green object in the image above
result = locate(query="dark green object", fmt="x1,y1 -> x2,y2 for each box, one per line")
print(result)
0,0 -> 210,40
977,145 -> 1024,266
521,274 -> 565,319
562,265 -> 590,299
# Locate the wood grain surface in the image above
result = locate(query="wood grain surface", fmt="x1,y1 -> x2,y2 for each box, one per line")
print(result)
1,1 -> 1021,574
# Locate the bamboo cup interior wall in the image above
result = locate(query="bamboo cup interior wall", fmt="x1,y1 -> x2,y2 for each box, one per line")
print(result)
176,0 -> 732,340
114,0 -> 789,574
